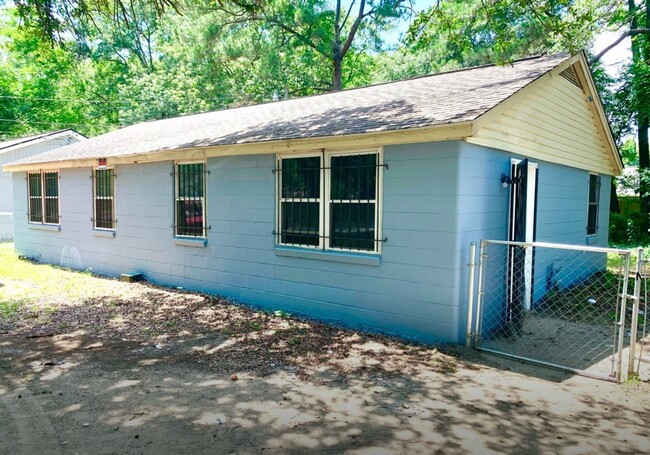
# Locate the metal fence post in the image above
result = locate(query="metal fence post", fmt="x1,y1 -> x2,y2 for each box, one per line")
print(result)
473,240 -> 488,347
628,247 -> 645,378
616,251 -> 631,382
466,242 -> 477,347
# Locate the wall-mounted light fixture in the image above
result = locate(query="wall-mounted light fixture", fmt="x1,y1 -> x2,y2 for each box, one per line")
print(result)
500,173 -> 521,188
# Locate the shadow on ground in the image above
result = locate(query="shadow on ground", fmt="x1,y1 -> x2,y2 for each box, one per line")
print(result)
0,332 -> 648,455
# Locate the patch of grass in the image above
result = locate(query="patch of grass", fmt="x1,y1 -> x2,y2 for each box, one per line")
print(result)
607,248 -> 650,274
0,300 -> 21,319
0,243 -> 128,310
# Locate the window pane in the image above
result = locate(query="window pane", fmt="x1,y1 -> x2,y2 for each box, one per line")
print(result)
28,173 -> 42,197
330,202 -> 375,251
176,200 -> 204,236
44,172 -> 58,197
589,175 -> 599,203
28,173 -> 42,223
95,199 -> 113,229
178,163 -> 204,198
331,154 -> 376,200
281,201 -> 319,246
175,163 -> 205,237
282,157 -> 320,198
43,172 -> 59,224
587,205 -> 598,235
44,199 -> 58,224
95,169 -> 114,229
95,169 -> 113,197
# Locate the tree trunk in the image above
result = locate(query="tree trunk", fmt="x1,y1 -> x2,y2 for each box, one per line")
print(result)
332,36 -> 343,91
332,55 -> 343,91
639,119 -> 649,225
640,1 -> 650,235
630,0 -> 650,236
610,180 -> 620,213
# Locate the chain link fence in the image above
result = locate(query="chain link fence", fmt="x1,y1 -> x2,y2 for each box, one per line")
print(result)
468,240 -> 632,382
0,212 -> 13,242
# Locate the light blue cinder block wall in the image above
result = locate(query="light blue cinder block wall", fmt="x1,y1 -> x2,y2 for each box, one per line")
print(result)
12,141 -> 467,343
11,140 -> 612,345
455,142 -> 612,341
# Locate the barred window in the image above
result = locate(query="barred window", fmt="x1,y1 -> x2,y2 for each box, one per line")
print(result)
94,168 -> 115,230
280,156 -> 321,247
587,173 -> 600,236
28,171 -> 59,224
174,162 -> 207,238
277,150 -> 382,253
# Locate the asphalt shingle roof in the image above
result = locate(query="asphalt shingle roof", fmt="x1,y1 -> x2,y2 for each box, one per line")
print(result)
8,54 -> 569,167
0,130 -> 77,155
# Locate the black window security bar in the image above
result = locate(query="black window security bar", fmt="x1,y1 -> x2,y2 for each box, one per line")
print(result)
27,171 -> 59,224
27,172 -> 42,223
173,163 -> 209,238
587,174 -> 600,235
92,169 -> 115,229
276,153 -> 386,253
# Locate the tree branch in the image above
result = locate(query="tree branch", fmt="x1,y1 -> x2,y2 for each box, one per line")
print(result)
340,0 -> 368,59
340,0 -> 357,31
590,28 -> 650,64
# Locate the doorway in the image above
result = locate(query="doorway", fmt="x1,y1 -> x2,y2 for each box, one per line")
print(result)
507,158 -> 538,336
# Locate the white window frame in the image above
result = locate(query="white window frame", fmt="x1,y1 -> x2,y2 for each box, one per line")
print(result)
93,167 -> 116,231
276,148 -> 383,254
174,161 -> 208,238
587,173 -> 600,236
27,170 -> 60,225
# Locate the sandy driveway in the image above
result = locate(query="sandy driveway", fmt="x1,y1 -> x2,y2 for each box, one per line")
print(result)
1,331 -> 648,455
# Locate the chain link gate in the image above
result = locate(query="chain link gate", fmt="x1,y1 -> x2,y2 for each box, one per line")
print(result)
467,240 -> 633,382
629,253 -> 649,381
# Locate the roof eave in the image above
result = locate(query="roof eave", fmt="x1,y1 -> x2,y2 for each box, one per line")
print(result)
2,121 -> 474,172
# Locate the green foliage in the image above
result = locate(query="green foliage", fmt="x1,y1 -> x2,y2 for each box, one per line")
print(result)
407,0 -> 622,68
620,138 -> 639,166
609,211 -> 650,245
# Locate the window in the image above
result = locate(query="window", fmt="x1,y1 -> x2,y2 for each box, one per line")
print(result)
93,168 -> 115,230
277,150 -> 382,253
27,171 -> 59,224
174,162 -> 207,237
587,173 -> 600,236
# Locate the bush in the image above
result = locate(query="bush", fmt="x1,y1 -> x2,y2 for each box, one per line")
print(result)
609,212 -> 650,246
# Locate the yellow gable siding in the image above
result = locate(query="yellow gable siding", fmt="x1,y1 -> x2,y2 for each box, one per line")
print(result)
466,73 -> 615,175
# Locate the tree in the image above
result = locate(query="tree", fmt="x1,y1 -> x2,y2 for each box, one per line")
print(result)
14,0 -> 411,92
627,0 -> 650,232
0,8 -> 121,137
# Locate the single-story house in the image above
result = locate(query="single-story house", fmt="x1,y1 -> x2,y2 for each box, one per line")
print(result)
0,129 -> 86,241
3,52 -> 622,344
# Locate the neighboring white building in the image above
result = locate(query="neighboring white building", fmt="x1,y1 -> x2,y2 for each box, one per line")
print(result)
0,130 -> 86,240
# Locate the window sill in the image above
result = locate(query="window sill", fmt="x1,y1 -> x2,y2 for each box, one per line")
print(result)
174,237 -> 207,248
28,223 -> 60,232
274,246 -> 380,266
94,229 -> 116,238
586,235 -> 599,245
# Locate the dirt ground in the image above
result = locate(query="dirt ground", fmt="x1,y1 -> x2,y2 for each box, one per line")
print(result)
1,254 -> 650,454
2,330 -> 650,455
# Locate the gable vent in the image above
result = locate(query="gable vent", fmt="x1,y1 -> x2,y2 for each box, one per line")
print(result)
560,66 -> 583,90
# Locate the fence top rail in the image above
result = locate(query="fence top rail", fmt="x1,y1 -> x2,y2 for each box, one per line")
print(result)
480,239 -> 631,255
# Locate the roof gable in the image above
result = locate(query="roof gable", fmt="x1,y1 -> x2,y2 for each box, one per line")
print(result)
468,52 -> 622,175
